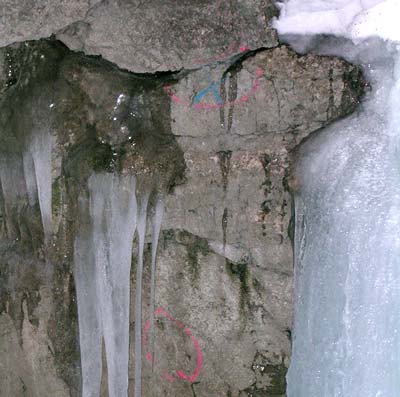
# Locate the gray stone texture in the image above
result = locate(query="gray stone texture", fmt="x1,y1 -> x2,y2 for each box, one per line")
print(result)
0,3 -> 366,396
56,0 -> 279,73
2,0 -> 278,73
0,0 -> 92,46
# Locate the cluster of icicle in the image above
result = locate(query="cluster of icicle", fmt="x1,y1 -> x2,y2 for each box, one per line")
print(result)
74,173 -> 164,397
0,129 -> 53,241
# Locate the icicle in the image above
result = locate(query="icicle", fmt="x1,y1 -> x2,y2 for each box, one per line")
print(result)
22,152 -> 37,207
30,130 -> 53,240
148,196 -> 165,367
73,194 -> 102,397
134,191 -> 150,397
110,175 -> 138,395
0,156 -> 29,240
90,173 -> 137,397
75,172 -> 167,396
75,173 -> 137,397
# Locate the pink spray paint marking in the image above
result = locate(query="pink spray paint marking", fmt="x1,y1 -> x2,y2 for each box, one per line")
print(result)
143,307 -> 203,383
164,67 -> 264,111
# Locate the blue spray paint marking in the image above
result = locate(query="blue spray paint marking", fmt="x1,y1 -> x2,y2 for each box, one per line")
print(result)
193,77 -> 227,106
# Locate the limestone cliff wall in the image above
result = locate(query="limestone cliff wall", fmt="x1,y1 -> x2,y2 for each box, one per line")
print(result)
0,2 -> 366,396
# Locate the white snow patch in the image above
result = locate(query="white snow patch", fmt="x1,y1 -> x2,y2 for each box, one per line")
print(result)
274,0 -> 400,42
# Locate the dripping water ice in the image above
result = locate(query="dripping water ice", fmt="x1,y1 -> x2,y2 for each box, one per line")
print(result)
275,1 -> 400,396
28,129 -> 53,240
75,174 -> 138,397
134,191 -> 149,397
74,173 -> 164,397
0,129 -> 53,242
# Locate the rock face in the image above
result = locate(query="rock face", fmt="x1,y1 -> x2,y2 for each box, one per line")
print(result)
159,46 -> 364,396
0,38 -> 365,396
2,0 -> 278,73
0,0 -> 92,48
57,0 -> 278,73
0,4 -> 366,397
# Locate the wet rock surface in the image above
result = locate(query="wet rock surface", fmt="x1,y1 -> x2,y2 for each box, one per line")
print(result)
0,12 -> 366,397
0,40 -> 184,396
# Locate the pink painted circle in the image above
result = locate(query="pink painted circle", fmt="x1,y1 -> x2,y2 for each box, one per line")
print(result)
143,307 -> 203,383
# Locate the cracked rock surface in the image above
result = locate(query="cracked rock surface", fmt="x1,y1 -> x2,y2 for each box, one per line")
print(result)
2,0 -> 278,73
0,0 -> 93,47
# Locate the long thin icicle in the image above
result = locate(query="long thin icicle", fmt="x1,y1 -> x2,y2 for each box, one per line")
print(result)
30,130 -> 53,240
90,174 -> 137,397
75,173 -> 138,397
134,191 -> 150,397
22,152 -> 37,207
149,196 -> 165,368
0,156 -> 30,240
74,194 -> 102,397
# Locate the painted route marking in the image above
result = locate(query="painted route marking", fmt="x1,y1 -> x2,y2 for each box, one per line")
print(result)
164,67 -> 263,110
143,307 -> 203,383
193,76 -> 226,106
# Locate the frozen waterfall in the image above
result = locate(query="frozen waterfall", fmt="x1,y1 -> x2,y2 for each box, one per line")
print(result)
289,58 -> 400,395
275,1 -> 400,396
